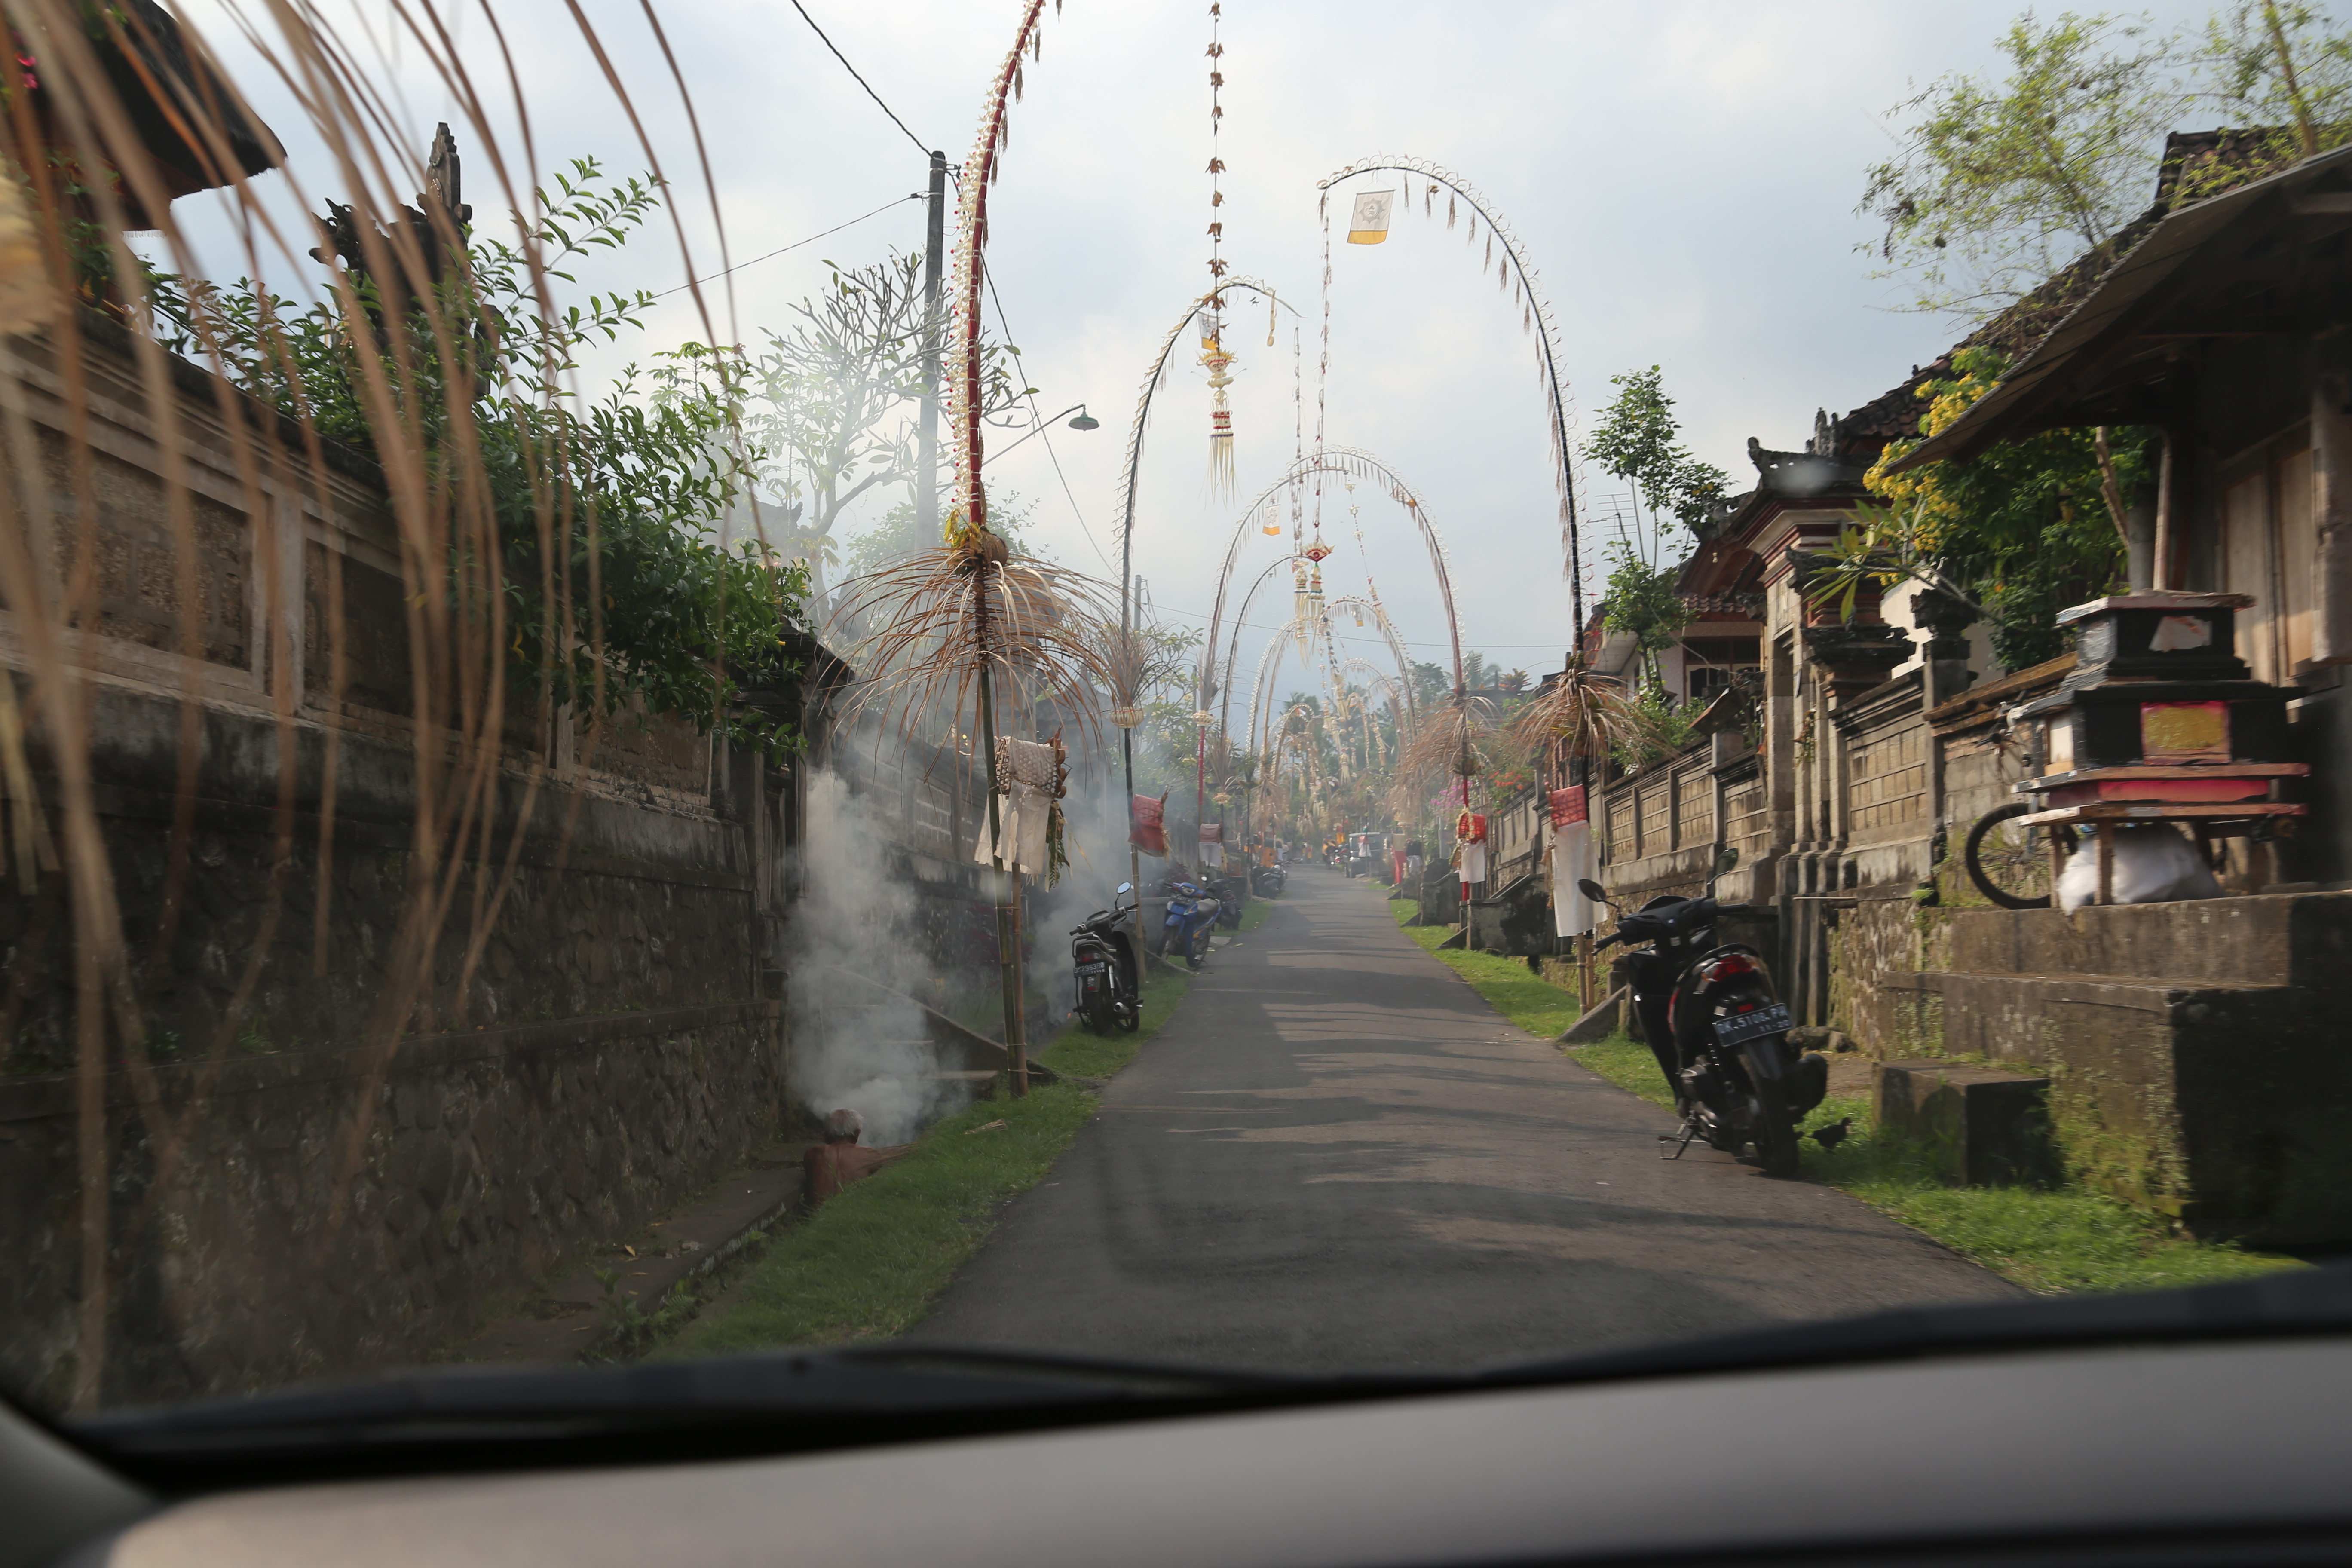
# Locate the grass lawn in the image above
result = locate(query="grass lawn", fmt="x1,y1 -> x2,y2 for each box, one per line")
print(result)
1392,904 -> 1585,1041
658,950 -> 1196,1357
1418,943 -> 2302,1295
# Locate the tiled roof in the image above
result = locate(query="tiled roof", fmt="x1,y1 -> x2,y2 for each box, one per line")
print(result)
1835,130 -> 2288,456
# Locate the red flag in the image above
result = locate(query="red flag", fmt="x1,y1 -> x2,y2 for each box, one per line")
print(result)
1131,792 -> 1169,856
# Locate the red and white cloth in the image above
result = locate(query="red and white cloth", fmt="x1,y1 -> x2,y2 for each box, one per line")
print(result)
1455,810 -> 1489,891
1549,786 -> 1593,936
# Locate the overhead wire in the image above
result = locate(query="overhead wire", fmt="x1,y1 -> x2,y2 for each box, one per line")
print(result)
982,263 -> 1113,574
785,0 -> 1107,578
787,0 -> 936,164
652,193 -> 920,298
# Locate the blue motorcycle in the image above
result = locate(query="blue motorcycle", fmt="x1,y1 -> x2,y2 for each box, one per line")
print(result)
1150,877 -> 1221,970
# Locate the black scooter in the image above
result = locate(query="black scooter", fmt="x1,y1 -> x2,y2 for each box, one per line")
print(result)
1208,871 -> 1246,929
1251,861 -> 1286,897
1071,882 -> 1143,1036
1584,850 -> 1827,1176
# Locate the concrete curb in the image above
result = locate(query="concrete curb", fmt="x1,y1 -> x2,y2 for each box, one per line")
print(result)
1557,986 -> 1628,1044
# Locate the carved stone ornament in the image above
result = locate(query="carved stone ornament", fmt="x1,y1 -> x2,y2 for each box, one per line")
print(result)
1802,623 -> 1914,699
1910,586 -> 1979,662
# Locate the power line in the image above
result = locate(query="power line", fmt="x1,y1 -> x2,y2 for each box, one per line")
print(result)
788,0 -> 935,163
652,193 -> 919,299
981,263 -> 1113,575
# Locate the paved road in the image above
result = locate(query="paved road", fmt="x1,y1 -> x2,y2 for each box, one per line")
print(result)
912,865 -> 2014,1373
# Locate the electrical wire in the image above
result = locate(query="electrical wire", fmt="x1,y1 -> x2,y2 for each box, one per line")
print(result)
788,0 -> 937,163
981,263 -> 1114,574
652,193 -> 919,299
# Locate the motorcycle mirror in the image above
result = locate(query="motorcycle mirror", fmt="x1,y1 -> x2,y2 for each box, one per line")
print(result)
1715,847 -> 1740,875
1117,882 -> 1133,895
1577,878 -> 1609,905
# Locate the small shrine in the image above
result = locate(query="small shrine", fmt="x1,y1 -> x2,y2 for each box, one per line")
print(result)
2009,591 -> 2306,902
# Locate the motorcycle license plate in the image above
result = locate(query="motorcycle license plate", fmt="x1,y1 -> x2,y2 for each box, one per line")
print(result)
1076,962 -> 1109,977
1712,1003 -> 1792,1047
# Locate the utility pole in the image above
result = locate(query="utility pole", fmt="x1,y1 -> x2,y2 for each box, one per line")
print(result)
915,150 -> 947,542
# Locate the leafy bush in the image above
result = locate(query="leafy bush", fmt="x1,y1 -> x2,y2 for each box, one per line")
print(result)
148,161 -> 808,748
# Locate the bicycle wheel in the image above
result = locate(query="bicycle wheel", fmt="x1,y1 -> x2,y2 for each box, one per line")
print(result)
1964,802 -> 2076,910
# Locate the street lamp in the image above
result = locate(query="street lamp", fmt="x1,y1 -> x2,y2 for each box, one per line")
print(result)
974,403 -> 1099,470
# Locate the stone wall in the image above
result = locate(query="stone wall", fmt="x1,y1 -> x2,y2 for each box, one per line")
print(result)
1834,893 -> 2352,1245
0,319 -> 799,1409
0,1000 -> 780,1411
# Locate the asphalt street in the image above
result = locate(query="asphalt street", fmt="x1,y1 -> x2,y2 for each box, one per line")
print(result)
911,864 -> 2015,1373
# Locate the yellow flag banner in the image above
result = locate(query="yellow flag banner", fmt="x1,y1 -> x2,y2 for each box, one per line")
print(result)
1346,189 -> 1395,245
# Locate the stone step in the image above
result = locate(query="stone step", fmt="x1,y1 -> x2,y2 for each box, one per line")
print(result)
1876,1059 -> 2058,1187
1882,968 -> 2291,1060
1923,897 -> 2300,990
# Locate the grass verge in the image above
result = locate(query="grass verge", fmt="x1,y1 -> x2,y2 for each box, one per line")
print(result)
1038,961 -> 1191,1080
1394,911 -> 1585,1040
661,959 -> 1197,1356
1406,937 -> 2302,1295
659,1087 -> 1095,1355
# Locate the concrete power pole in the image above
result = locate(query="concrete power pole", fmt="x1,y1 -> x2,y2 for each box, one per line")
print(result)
915,150 -> 947,541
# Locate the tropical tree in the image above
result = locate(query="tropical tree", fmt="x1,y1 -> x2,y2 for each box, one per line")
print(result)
1583,366 -> 1721,693
151,160 -> 810,749
742,253 -> 1030,590
1583,366 -> 1732,539
1863,4 -> 2352,327
1860,11 -> 2179,324
2193,3 -> 2352,172
1810,346 -> 2158,667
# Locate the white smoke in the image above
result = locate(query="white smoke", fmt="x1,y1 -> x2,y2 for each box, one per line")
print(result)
787,769 -> 964,1146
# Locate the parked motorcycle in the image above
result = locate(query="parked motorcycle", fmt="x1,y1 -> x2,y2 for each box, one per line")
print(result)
1152,876 -> 1221,969
1208,872 -> 1246,929
1251,861 -> 1286,897
1070,882 -> 1142,1036
1584,849 -> 1827,1176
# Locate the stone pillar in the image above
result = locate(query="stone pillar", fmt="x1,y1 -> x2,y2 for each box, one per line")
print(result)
1911,586 -> 1980,707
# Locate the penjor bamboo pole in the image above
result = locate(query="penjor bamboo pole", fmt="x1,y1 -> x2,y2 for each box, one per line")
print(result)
972,559 -> 1026,1098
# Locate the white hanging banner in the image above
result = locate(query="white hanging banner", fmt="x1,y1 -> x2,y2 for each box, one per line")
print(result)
1346,189 -> 1395,245
974,783 -> 1052,875
1550,786 -> 1594,937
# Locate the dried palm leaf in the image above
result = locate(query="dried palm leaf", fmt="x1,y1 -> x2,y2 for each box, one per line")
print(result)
830,534 -> 1116,749
1510,660 -> 1654,766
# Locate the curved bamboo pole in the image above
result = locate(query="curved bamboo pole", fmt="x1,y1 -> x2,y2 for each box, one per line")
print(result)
1315,155 -> 1585,628
1196,445 -> 1464,714
946,0 -> 1054,537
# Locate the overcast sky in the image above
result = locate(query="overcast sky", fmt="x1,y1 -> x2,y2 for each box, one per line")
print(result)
174,0 -> 2221,689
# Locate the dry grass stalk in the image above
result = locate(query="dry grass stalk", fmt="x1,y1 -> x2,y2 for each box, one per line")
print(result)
0,0 -> 752,1408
